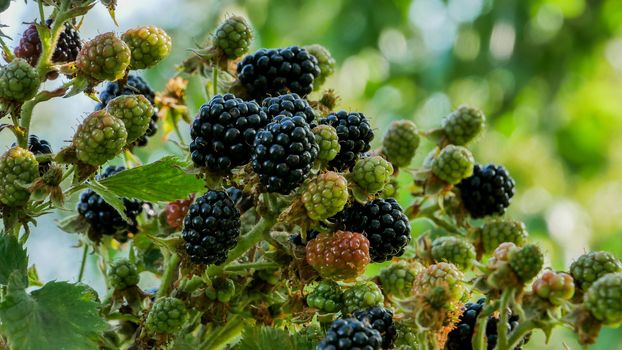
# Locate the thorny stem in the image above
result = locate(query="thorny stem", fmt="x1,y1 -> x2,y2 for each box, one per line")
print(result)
212,66 -> 219,96
496,289 -> 514,350
156,253 -> 180,298
224,261 -> 280,272
18,87 -> 68,148
77,244 -> 89,282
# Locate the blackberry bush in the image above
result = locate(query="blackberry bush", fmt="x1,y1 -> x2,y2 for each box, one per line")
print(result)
0,7 -> 619,350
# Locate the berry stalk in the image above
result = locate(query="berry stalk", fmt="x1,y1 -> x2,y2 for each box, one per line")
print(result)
495,289 -> 514,350
156,253 -> 180,298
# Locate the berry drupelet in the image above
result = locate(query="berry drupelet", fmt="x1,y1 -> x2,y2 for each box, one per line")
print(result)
189,93 -> 268,171
181,190 -> 241,265
95,74 -> 159,147
319,111 -> 374,171
354,307 -> 397,349
261,93 -> 315,124
77,166 -> 143,241
317,318 -> 382,350
252,115 -> 318,194
457,164 -> 515,218
237,46 -> 320,99
341,198 -> 411,263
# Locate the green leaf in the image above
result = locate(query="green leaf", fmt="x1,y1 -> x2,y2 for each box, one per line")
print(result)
97,156 -> 204,202
88,179 -> 129,222
0,235 -> 28,289
236,325 -> 315,350
0,282 -> 107,350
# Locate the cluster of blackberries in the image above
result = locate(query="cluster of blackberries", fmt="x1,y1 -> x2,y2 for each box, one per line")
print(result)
95,75 -> 159,147
445,298 -> 530,350
181,190 -> 241,265
237,46 -> 320,99
77,166 -> 143,242
261,93 -> 316,124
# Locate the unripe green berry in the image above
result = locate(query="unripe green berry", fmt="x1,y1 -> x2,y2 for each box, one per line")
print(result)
306,280 -> 343,313
508,244 -> 544,283
302,171 -> 348,221
305,44 -> 335,90
73,110 -> 128,166
77,32 -> 131,82
106,95 -> 154,143
380,177 -> 399,199
145,297 -> 187,334
584,272 -> 622,325
381,120 -> 420,168
441,105 -> 485,145
431,145 -> 474,185
379,261 -> 420,298
478,219 -> 528,254
352,156 -> 394,194
571,251 -> 622,290
122,25 -> 172,69
0,58 -> 40,102
342,281 -> 384,314
431,236 -> 476,270
413,262 -> 465,304
532,270 -> 574,305
0,147 -> 39,206
214,16 -> 253,60
108,258 -> 139,290
312,124 -> 340,161
206,277 -> 236,303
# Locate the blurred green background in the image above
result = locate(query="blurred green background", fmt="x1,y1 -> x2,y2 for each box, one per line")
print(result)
3,0 -> 622,348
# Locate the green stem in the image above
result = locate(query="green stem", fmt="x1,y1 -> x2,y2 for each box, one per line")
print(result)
200,314 -> 244,350
206,216 -> 276,276
212,66 -> 219,96
506,320 -> 536,349
496,289 -> 514,350
224,261 -> 280,272
157,253 -> 180,298
19,88 -> 67,148
60,165 -> 75,183
473,302 -> 497,350
37,0 -> 45,23
78,244 -> 88,282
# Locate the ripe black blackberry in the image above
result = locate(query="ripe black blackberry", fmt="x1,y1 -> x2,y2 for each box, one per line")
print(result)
445,298 -> 530,350
261,93 -> 315,124
182,190 -> 241,265
77,166 -> 143,241
252,115 -> 319,194
14,20 -> 82,66
317,318 -> 382,350
189,94 -> 268,171
237,46 -> 321,99
12,134 -> 52,175
319,111 -> 374,171
457,164 -> 515,218
341,198 -> 410,262
354,307 -> 397,349
95,74 -> 159,147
